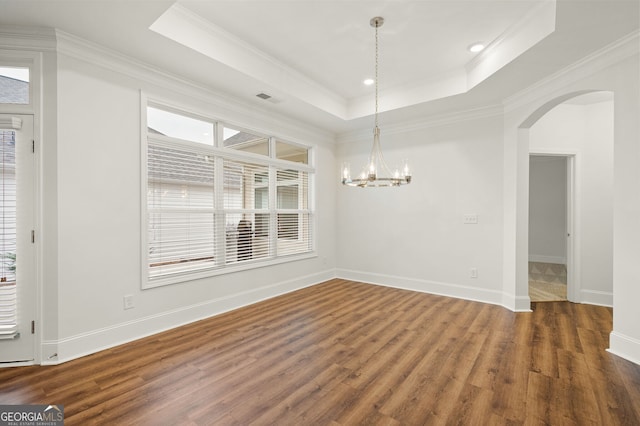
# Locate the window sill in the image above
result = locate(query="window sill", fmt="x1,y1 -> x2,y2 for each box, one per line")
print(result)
143,251 -> 317,289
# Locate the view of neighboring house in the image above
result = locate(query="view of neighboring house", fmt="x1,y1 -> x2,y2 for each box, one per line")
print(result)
0,74 -> 28,104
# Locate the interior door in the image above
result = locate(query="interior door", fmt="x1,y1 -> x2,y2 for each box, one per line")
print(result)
0,114 -> 35,363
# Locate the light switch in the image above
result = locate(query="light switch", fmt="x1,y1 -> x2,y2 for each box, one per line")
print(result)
464,214 -> 478,224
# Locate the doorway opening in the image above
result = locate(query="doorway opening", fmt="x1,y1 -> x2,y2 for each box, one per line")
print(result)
528,154 -> 572,302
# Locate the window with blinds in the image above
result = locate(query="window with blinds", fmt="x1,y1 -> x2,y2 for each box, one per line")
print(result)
144,104 -> 314,286
276,168 -> 311,256
223,160 -> 270,264
147,142 -> 215,279
0,129 -> 17,338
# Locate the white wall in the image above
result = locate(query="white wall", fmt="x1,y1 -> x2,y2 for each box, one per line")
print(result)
5,27 -> 637,367
337,113 -> 505,306
41,39 -> 337,363
529,100 -> 614,303
338,37 -> 639,365
610,54 -> 640,365
528,156 -> 567,264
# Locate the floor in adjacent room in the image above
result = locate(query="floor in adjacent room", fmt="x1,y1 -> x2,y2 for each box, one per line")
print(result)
529,261 -> 567,302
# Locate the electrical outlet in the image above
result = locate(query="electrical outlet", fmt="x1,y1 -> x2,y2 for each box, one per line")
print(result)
470,268 -> 478,278
123,295 -> 135,310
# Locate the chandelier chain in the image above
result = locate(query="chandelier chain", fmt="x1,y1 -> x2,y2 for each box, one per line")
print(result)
374,22 -> 379,129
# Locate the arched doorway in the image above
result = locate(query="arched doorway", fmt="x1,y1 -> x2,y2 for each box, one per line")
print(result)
516,90 -> 614,307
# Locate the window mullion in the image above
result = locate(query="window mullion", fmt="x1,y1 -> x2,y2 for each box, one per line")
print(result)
269,165 -> 277,258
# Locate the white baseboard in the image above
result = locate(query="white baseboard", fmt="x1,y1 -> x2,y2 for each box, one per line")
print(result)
43,269 -> 336,365
580,289 -> 613,307
336,268 -> 512,310
608,331 -> 640,366
502,293 -> 533,312
528,254 -> 566,264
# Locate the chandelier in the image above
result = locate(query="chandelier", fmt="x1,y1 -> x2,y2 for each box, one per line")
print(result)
342,17 -> 412,188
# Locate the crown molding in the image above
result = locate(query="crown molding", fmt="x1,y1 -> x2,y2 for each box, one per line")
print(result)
503,30 -> 640,113
466,0 -> 556,91
338,26 -> 637,144
150,3 -> 347,120
466,0 -> 556,72
336,103 -> 503,143
0,25 -> 56,51
52,29 -> 333,145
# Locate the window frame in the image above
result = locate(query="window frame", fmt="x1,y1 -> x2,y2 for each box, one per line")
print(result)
141,96 -> 316,289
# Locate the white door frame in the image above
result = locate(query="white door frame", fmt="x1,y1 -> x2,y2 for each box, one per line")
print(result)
0,114 -> 37,365
0,50 -> 43,366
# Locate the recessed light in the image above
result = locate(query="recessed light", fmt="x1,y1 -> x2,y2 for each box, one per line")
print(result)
363,78 -> 375,86
468,43 -> 485,53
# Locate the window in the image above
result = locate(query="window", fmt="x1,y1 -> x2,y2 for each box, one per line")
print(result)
147,107 -> 213,145
0,67 -> 29,105
276,140 -> 309,164
0,130 -> 17,337
223,126 -> 269,156
147,142 -> 215,279
143,104 -> 314,286
0,130 -> 16,284
276,169 -> 311,256
223,160 -> 270,262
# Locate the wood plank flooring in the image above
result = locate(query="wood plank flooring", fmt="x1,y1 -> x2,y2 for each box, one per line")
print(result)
1,278 -> 639,425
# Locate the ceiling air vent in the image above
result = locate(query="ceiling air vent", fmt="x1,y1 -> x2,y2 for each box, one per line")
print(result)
255,92 -> 282,104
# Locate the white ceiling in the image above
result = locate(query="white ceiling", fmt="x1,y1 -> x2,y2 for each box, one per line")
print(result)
0,0 -> 638,134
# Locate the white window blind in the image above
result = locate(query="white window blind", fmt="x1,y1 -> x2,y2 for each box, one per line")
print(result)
276,168 -> 312,256
0,129 -> 17,338
147,141 -> 215,280
144,104 -> 315,286
223,160 -> 270,264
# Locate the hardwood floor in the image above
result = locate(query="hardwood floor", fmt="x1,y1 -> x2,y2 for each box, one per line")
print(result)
1,278 -> 639,425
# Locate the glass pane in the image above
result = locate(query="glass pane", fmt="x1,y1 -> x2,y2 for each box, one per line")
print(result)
277,213 -> 312,256
254,212 -> 270,239
147,143 -> 215,279
223,126 -> 269,156
276,140 -> 308,164
224,212 -> 270,264
277,185 -> 298,209
0,67 -> 29,104
0,129 -> 17,336
255,187 -> 268,209
148,211 -> 215,278
1,130 -> 16,282
223,160 -> 269,210
147,107 -> 214,145
277,169 -> 308,209
277,213 -> 298,240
